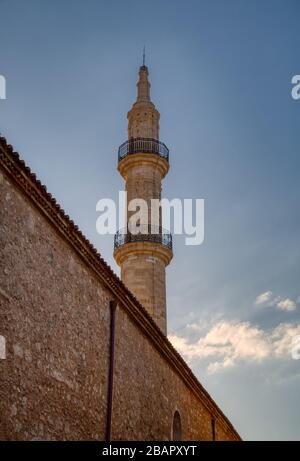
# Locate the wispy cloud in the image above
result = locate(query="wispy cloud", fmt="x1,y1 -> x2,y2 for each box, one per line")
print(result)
255,291 -> 273,305
169,321 -> 300,373
255,291 -> 297,312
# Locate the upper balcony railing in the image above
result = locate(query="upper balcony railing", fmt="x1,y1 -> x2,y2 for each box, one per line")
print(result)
114,225 -> 172,251
118,137 -> 169,163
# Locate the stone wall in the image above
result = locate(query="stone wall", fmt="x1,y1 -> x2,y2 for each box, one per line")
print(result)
0,156 -> 239,441
113,305 -> 234,440
0,168 -> 111,440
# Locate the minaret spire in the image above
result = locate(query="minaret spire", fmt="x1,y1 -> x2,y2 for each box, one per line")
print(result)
142,45 -> 146,67
136,62 -> 151,104
127,60 -> 160,139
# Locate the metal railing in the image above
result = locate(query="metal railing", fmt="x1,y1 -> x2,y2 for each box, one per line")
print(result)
114,225 -> 172,251
118,138 -> 169,163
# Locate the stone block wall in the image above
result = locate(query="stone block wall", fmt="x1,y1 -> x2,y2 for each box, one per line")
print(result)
0,156 -> 240,441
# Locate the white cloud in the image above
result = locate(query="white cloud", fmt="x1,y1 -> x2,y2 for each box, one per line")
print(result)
276,298 -> 296,312
271,324 -> 300,356
169,320 -> 300,373
185,323 -> 203,332
255,291 -> 297,312
255,291 -> 273,305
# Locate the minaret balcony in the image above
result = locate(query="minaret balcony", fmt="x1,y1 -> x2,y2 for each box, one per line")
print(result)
118,138 -> 169,163
114,225 -> 172,251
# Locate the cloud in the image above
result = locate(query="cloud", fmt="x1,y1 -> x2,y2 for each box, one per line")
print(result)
185,323 -> 203,332
255,291 -> 273,305
271,323 -> 300,356
276,298 -> 296,312
255,291 -> 297,312
169,320 -> 300,373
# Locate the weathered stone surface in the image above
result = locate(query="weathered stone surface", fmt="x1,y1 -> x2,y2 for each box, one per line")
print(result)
0,147 -> 240,441
116,242 -> 170,332
115,64 -> 172,334
0,172 -> 110,440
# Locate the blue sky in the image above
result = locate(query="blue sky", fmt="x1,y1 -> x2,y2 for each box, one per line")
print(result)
1,0 -> 300,440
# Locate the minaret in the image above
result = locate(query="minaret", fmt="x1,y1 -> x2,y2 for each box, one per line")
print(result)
114,59 -> 172,333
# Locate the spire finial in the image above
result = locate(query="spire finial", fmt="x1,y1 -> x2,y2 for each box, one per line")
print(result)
142,46 -> 146,67
136,48 -> 151,103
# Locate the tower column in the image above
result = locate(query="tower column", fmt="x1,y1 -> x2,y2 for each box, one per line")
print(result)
114,64 -> 172,334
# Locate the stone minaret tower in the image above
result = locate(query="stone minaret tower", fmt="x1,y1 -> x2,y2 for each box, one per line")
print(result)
114,61 -> 172,333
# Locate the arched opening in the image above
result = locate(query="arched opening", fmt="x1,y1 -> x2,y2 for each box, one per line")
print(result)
211,418 -> 216,441
172,410 -> 182,441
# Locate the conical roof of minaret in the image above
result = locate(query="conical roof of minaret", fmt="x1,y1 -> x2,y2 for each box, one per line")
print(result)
133,65 -> 155,108
127,59 -> 160,140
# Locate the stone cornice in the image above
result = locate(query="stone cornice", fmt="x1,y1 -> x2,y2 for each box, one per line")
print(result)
118,152 -> 169,179
114,241 -> 173,266
0,135 -> 241,440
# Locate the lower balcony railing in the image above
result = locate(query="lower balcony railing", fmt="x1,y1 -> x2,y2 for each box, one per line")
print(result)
114,225 -> 172,251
